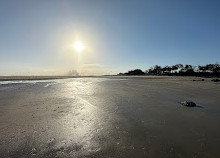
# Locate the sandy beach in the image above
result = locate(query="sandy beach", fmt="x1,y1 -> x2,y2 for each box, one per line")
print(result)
0,76 -> 219,158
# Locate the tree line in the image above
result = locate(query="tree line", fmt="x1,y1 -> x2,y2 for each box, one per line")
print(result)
118,64 -> 220,77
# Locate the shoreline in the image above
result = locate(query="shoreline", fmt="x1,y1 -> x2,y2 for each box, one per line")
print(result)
0,75 -> 218,81
0,76 -> 94,81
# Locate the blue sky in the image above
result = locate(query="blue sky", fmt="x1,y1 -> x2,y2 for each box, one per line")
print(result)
0,0 -> 220,75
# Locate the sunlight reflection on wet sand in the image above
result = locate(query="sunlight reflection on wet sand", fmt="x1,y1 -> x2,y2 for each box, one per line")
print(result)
56,78 -> 113,156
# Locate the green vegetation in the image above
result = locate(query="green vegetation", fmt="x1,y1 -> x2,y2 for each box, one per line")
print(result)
118,64 -> 220,77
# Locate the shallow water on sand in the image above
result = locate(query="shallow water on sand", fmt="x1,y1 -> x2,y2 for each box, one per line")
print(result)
0,77 -> 220,158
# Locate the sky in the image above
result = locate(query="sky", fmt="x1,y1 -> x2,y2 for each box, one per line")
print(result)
0,0 -> 220,76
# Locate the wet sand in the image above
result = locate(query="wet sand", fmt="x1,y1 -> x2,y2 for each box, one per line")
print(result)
0,76 -> 76,81
0,77 -> 220,158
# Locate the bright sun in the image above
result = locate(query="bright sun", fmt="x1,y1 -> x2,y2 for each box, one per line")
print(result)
73,41 -> 84,52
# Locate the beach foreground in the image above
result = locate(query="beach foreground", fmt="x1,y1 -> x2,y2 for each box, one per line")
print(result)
0,77 -> 220,158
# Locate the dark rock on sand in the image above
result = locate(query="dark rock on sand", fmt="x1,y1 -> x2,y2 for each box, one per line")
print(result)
180,101 -> 196,107
211,79 -> 220,82
193,79 -> 205,82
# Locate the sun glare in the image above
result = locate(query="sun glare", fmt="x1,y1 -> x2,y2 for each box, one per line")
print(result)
73,41 -> 84,52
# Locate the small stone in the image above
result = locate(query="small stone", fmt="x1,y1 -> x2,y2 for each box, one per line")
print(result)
31,148 -> 37,155
47,138 -> 55,144
180,101 -> 196,107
